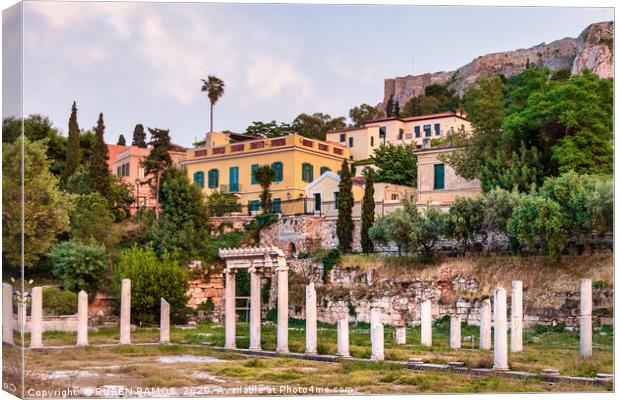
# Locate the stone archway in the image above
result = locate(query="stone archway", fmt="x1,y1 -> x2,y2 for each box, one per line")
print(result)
218,246 -> 289,353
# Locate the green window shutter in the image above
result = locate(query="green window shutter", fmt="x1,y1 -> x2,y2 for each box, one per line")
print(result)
302,163 -> 313,182
434,164 -> 445,190
230,166 -> 239,192
251,164 -> 259,184
271,162 -> 283,182
320,166 -> 331,175
208,169 -> 219,188
273,198 -> 281,213
249,200 -> 260,212
193,171 -> 204,188
307,164 -> 314,182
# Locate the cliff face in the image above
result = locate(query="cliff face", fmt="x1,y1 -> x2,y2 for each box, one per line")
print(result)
381,21 -> 614,111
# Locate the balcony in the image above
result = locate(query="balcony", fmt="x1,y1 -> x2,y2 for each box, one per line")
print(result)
220,184 -> 243,194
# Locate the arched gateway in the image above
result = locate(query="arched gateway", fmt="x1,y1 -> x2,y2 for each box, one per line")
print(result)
218,246 -> 289,352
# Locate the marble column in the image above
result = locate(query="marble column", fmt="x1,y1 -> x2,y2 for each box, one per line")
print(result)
420,299 -> 432,347
30,287 -> 43,349
395,325 -> 407,345
276,259 -> 289,353
493,287 -> 509,370
479,299 -> 492,350
120,278 -> 131,345
580,279 -> 592,357
370,308 -> 384,361
160,298 -> 170,343
305,282 -> 317,355
450,314 -> 461,349
224,268 -> 237,349
337,317 -> 350,357
2,283 -> 14,344
249,267 -> 262,351
76,290 -> 89,346
511,281 -> 523,353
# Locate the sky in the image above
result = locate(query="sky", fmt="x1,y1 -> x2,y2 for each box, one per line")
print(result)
2,2 -> 614,147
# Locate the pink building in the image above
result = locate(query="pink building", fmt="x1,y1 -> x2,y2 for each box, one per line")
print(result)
110,144 -> 187,213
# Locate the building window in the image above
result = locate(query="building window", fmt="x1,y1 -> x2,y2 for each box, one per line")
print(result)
116,166 -> 121,176
348,137 -> 354,147
320,166 -> 331,175
379,127 -> 386,143
117,163 -> 130,177
249,200 -> 260,212
371,136 -> 374,147
314,193 -> 321,211
334,191 -> 340,209
339,133 -> 346,142
434,164 -> 445,190
273,198 -> 281,213
251,164 -> 259,185
415,126 -> 421,138
229,166 -> 239,192
434,123 -> 441,136
391,193 -> 399,200
398,129 -> 404,140
302,163 -> 314,183
424,124 -> 432,137
208,169 -> 219,189
193,171 -> 205,188
461,124 -> 465,131
271,162 -> 283,182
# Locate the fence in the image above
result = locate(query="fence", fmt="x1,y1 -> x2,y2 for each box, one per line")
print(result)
209,198 -> 410,219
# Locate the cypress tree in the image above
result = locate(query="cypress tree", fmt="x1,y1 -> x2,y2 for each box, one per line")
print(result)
64,101 -> 81,181
386,95 -> 395,118
143,127 -> 173,218
394,101 -> 400,118
132,124 -> 147,148
336,159 -> 354,253
117,134 -> 127,146
89,113 -> 110,199
360,169 -> 376,253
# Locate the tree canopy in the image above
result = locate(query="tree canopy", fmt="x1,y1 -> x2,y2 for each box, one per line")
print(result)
369,143 -> 417,187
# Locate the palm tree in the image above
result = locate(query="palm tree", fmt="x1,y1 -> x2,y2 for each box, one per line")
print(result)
200,76 -> 225,134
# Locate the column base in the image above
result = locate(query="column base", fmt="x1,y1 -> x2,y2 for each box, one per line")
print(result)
29,343 -> 43,349
249,346 -> 262,351
305,351 -> 318,356
120,340 -> 131,345
224,345 -> 237,350
492,365 -> 510,371
336,353 -> 351,358
76,342 -> 89,347
276,348 -> 289,353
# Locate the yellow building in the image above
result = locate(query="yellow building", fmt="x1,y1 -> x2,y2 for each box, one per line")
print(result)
181,134 -> 348,214
415,144 -> 481,209
303,171 -> 416,218
326,110 -> 472,161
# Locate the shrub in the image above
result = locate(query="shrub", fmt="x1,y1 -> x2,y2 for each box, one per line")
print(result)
409,205 -> 448,262
42,287 -> 77,315
507,195 -> 565,260
369,207 -> 414,255
446,196 -> 485,252
113,245 -> 190,324
321,248 -> 341,283
48,240 -> 108,298
206,190 -> 242,216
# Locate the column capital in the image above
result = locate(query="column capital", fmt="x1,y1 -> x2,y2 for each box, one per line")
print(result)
225,267 -> 237,276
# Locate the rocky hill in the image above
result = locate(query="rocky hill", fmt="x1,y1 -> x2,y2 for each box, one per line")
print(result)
381,21 -> 614,111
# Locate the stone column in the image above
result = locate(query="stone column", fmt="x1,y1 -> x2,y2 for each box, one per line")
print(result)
249,267 -> 262,351
580,279 -> 592,357
305,282 -> 317,355
276,259 -> 289,353
479,299 -> 492,350
16,293 -> 25,333
511,281 -> 523,353
30,287 -> 43,349
370,308 -> 384,361
450,314 -> 461,349
395,326 -> 407,345
120,278 -> 131,345
224,268 -> 237,349
493,287 -> 509,370
76,290 -> 89,346
160,298 -> 170,343
2,283 -> 14,344
337,317 -> 350,357
420,299 -> 432,347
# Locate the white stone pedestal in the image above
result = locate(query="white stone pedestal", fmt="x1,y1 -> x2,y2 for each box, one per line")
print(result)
76,290 -> 89,346
370,308 -> 384,361
337,317 -> 350,357
224,269 -> 237,349
120,279 -> 131,345
420,299 -> 432,347
395,326 -> 406,345
249,268 -> 262,351
511,281 -> 523,353
493,287 -> 509,370
276,262 -> 289,353
30,287 -> 43,349
2,283 -> 13,344
305,283 -> 317,355
580,279 -> 592,357
450,314 -> 461,349
479,299 -> 492,350
160,298 -> 170,343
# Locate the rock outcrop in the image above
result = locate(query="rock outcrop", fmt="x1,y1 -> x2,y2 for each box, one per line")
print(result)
381,21 -> 614,111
